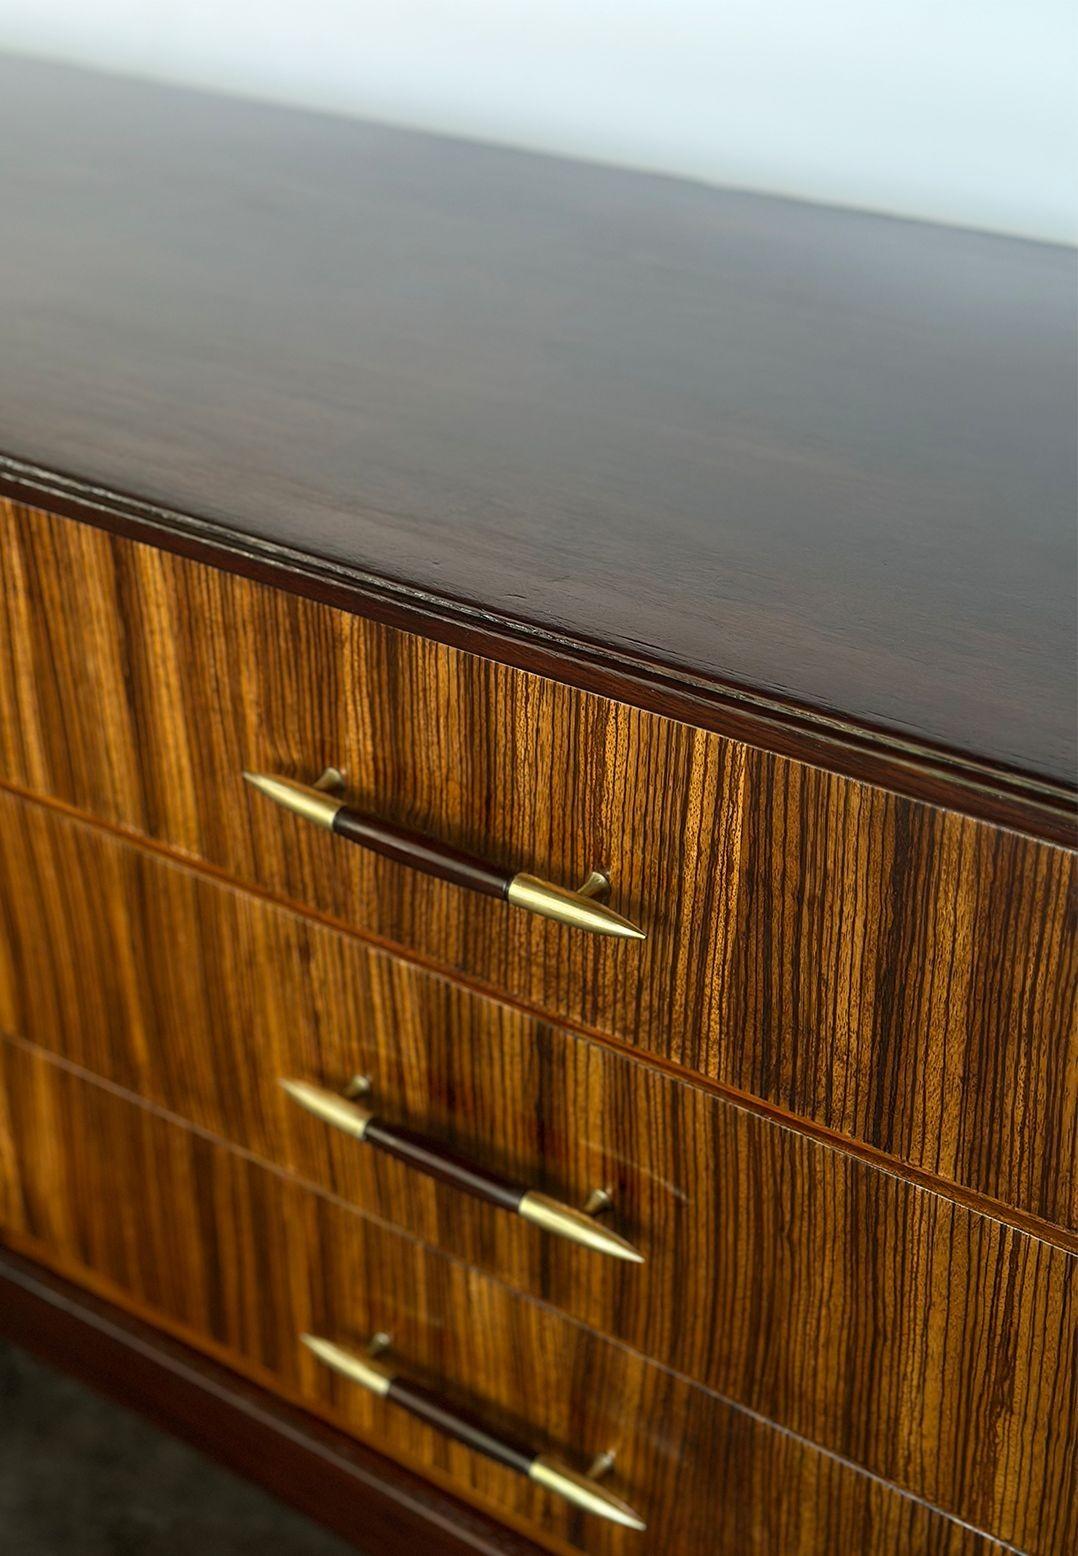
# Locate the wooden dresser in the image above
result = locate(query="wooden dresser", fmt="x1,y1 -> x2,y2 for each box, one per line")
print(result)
0,59 -> 1074,1556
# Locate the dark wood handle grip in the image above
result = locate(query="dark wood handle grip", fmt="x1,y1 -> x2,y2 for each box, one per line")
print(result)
302,1334 -> 646,1528
385,1376 -> 537,1475
281,1080 -> 642,1261
362,1119 -> 526,1211
244,774 -> 644,939
332,808 -> 509,897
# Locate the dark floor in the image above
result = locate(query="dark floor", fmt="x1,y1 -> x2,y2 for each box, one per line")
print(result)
0,1342 -> 359,1554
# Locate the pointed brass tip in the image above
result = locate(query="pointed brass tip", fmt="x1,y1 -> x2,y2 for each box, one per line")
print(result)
507,873 -> 645,940
242,771 -> 343,830
279,1078 -> 373,1140
519,1191 -> 645,1263
530,1456 -> 646,1530
301,1334 -> 393,1397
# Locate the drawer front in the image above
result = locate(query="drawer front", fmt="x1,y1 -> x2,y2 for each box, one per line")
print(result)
0,790 -> 1074,1545
0,1040 -> 1014,1556
2,498 -> 1076,1229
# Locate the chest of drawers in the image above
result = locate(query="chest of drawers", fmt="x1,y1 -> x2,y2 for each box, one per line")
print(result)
0,57 -> 1075,1556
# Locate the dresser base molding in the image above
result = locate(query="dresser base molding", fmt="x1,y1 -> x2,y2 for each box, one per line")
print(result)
0,1245 -> 545,1556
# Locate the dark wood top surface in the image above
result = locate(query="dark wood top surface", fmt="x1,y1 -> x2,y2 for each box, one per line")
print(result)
1,58 -> 1075,793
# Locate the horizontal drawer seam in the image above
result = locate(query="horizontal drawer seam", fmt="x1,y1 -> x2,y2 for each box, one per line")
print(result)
0,1218 -> 1024,1556
0,1245 -> 550,1556
4,1019 -> 1074,1505
1,776 -> 1073,1250
0,1236 -> 573,1556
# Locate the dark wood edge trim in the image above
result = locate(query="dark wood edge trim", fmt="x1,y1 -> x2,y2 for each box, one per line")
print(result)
3,458 -> 1074,846
0,1244 -> 545,1556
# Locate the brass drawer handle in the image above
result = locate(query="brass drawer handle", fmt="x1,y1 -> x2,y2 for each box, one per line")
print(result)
281,1078 -> 643,1263
243,771 -> 644,940
302,1334 -> 645,1530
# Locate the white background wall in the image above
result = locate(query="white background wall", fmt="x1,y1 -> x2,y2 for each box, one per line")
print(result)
0,1 -> 1074,242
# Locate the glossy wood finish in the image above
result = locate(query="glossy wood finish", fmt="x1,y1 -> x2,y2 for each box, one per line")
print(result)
2,503 -> 1074,1225
2,61 -> 1073,1555
0,1042 -> 1029,1555
0,795 -> 1074,1540
1,59 -> 1075,797
6,463 -> 1067,846
0,1248 -> 540,1556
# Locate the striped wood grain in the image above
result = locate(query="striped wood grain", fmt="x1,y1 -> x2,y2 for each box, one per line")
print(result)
0,1038 -> 1030,1556
0,795 -> 1074,1544
1,501 -> 1075,1228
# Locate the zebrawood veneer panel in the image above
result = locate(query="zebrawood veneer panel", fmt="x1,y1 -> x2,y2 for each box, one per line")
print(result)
0,792 -> 1074,1543
0,1042 -> 1020,1555
1,500 -> 1075,1226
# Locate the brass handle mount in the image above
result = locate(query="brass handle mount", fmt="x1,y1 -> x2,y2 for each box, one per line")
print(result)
303,1334 -> 645,1530
281,1078 -> 643,1263
243,770 -> 644,940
